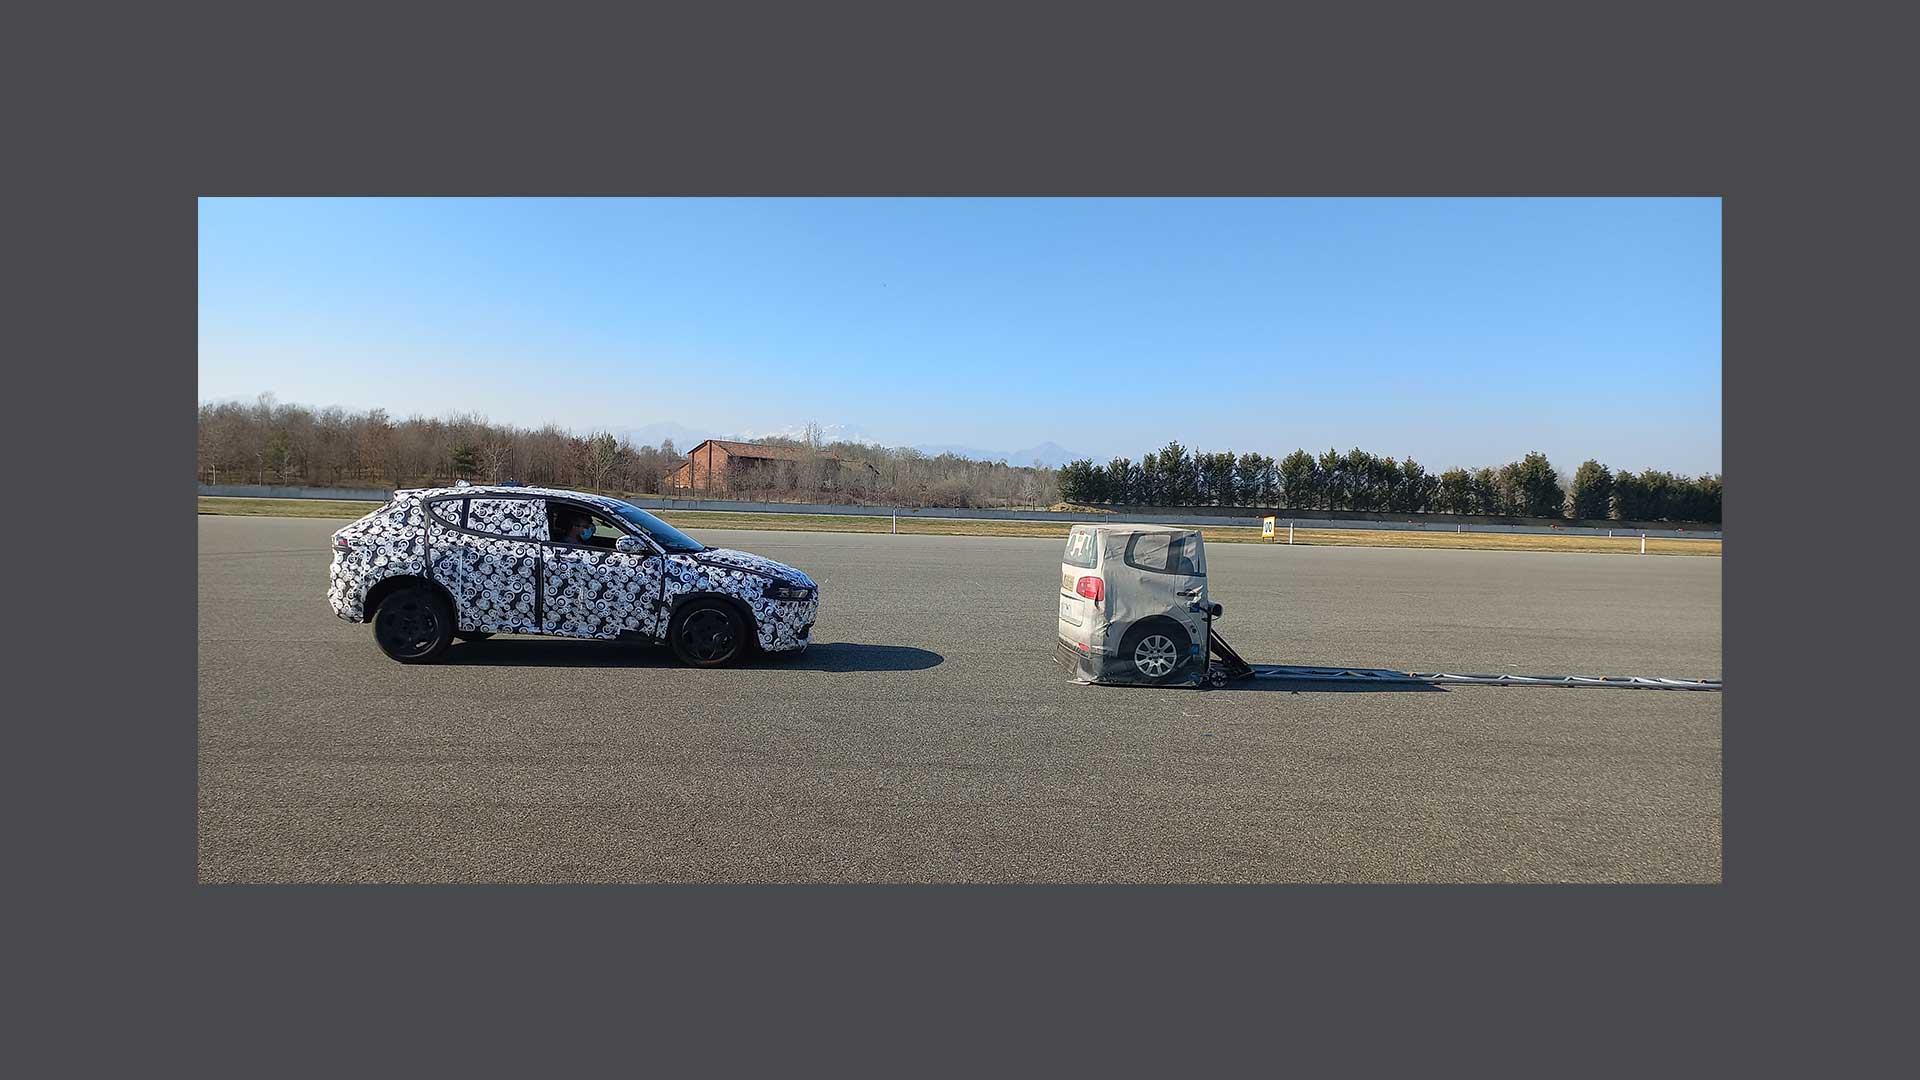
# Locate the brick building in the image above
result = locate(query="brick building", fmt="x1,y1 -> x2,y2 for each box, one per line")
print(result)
666,440 -> 842,496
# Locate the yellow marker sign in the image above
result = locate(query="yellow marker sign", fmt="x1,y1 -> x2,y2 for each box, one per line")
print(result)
1261,516 -> 1276,539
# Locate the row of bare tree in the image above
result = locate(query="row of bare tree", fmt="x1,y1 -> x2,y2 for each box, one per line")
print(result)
197,396 -> 1063,508
701,423 -> 1059,507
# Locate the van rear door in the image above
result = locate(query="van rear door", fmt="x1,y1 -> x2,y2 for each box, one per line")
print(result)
1059,525 -> 1101,631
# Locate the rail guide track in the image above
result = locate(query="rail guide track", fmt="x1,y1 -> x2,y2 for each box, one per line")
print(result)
1204,628 -> 1722,691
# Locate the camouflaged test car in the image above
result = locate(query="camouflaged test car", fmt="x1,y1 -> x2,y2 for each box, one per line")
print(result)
327,485 -> 818,665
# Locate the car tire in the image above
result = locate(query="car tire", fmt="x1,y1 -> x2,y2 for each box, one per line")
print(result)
668,598 -> 749,668
372,584 -> 456,664
1119,620 -> 1191,685
455,631 -> 493,642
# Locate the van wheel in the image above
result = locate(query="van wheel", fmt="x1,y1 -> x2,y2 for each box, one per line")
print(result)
373,585 -> 455,664
669,599 -> 748,667
1119,620 -> 1190,685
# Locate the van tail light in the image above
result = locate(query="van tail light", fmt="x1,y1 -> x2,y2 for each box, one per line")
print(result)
333,535 -> 353,552
1075,576 -> 1104,603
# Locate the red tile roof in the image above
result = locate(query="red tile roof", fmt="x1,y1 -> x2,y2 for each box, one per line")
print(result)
687,439 -> 841,462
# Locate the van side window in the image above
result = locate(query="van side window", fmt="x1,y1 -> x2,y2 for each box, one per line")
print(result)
1064,528 -> 1099,568
1167,534 -> 1202,576
1125,533 -> 1170,572
1124,532 -> 1205,576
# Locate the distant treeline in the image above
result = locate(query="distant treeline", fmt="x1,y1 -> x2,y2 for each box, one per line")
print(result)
196,396 -> 1061,508
1057,444 -> 1721,523
197,397 -> 1719,522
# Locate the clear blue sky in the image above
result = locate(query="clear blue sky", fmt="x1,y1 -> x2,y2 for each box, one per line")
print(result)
198,198 -> 1721,475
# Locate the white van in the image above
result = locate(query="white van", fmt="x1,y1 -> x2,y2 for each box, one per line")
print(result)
1055,523 -> 1212,685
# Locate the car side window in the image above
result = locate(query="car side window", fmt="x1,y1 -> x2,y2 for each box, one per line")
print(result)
587,513 -> 635,545
546,502 -> 643,551
428,497 -> 466,527
466,497 -> 547,540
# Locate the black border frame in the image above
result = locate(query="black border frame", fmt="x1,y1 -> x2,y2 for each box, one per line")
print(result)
33,0 -> 1914,1069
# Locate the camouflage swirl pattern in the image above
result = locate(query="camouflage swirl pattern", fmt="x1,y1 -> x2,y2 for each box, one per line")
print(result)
327,485 -> 816,655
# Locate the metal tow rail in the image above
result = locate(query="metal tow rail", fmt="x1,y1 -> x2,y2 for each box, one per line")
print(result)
1205,630 -> 1720,690
1230,665 -> 1720,690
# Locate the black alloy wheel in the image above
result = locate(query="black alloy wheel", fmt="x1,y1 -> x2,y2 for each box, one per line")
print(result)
373,586 -> 455,664
670,600 -> 748,667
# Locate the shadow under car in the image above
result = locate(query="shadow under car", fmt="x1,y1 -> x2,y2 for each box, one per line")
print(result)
440,638 -> 943,672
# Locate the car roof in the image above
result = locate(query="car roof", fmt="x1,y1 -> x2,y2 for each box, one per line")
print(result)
398,485 -> 634,512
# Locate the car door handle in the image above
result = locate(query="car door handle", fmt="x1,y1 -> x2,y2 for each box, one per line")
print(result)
1177,587 -> 1204,597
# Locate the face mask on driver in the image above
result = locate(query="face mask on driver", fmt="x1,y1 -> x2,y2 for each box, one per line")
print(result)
578,525 -> 594,540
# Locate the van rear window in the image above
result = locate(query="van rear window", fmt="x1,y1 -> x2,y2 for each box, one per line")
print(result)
1063,528 -> 1098,568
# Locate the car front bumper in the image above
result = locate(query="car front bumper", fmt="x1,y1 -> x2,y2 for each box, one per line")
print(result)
754,596 -> 818,653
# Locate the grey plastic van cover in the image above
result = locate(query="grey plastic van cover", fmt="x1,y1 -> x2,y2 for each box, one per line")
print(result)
1058,524 -> 1210,688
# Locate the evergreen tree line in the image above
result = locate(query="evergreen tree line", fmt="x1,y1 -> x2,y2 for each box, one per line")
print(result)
1057,443 -> 1721,523
197,396 -> 1061,509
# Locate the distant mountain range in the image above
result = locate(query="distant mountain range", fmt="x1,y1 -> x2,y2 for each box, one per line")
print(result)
612,421 -> 718,450
738,422 -> 885,447
613,421 -> 1082,468
910,441 -> 1080,467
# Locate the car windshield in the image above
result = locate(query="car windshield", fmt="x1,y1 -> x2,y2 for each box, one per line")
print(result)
609,501 -> 707,553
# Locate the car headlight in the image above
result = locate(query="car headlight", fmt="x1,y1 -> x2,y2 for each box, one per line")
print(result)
762,581 -> 815,601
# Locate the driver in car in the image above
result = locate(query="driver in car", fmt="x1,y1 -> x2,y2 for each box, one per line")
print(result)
553,509 -> 604,547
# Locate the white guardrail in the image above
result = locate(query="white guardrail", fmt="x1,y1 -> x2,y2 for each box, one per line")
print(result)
197,484 -> 1723,541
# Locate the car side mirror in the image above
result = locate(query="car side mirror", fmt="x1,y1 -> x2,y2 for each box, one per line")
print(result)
615,535 -> 649,555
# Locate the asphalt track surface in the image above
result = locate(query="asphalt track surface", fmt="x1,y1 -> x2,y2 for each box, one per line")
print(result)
199,516 -> 1722,883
